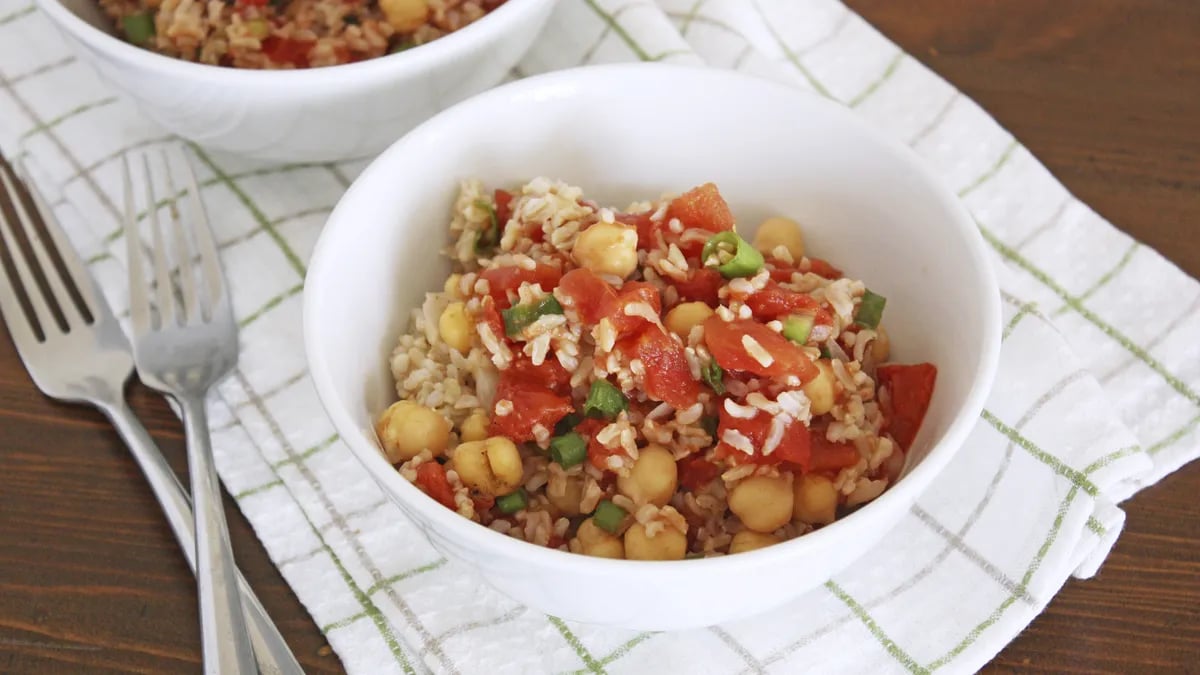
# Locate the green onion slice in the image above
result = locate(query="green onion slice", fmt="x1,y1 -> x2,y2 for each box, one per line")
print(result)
819,345 -> 832,359
496,489 -> 528,514
123,12 -> 155,45
701,231 -> 764,278
700,415 -> 719,439
554,412 -> 583,436
782,314 -> 815,344
474,199 -> 500,253
501,296 -> 564,337
549,432 -> 587,468
593,500 -> 627,533
583,379 -> 627,419
855,289 -> 887,329
701,359 -> 725,395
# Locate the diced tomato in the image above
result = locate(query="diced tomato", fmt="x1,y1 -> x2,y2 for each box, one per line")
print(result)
479,263 -> 562,309
615,211 -> 660,251
494,189 -> 514,226
808,433 -> 861,473
678,455 -> 721,490
665,183 -> 735,233
877,363 -> 938,451
556,268 -> 617,324
472,493 -> 495,513
744,282 -> 833,328
604,281 -> 662,337
576,418 -> 621,471
238,0 -> 268,6
489,374 -> 573,443
713,402 -> 812,469
768,265 -> 798,283
262,37 -> 312,68
479,298 -> 506,343
414,463 -> 456,510
807,258 -> 843,280
505,352 -> 572,395
702,317 -> 819,382
671,268 -> 723,306
621,326 -> 699,408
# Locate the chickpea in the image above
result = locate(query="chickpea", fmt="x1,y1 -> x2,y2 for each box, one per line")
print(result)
575,518 -> 625,559
871,325 -> 890,362
728,475 -> 793,533
547,474 -> 586,517
459,410 -> 489,443
572,222 -> 639,279
728,530 -> 781,554
664,302 -> 715,339
437,302 -> 472,354
450,436 -> 523,496
624,523 -> 687,561
803,359 -> 837,416
752,216 -> 805,261
792,474 -> 838,526
616,445 -> 678,507
375,400 -> 450,463
443,274 -> 462,298
378,0 -> 428,31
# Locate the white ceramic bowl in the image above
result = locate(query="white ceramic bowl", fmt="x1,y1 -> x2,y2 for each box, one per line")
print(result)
304,63 -> 1001,631
35,0 -> 557,162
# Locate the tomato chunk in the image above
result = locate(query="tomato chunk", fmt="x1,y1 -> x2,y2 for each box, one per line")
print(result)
615,211 -> 660,251
604,281 -> 662,338
557,268 -> 617,325
702,317 -> 818,382
494,189 -> 514,226
262,37 -> 313,67
576,418 -> 621,471
624,326 -> 699,408
489,373 -> 573,443
665,183 -> 735,232
808,432 -> 861,473
505,352 -> 572,395
480,264 -> 562,309
877,363 -> 937,451
678,455 -> 721,490
713,402 -> 812,469
807,258 -> 842,280
745,281 -> 832,327
414,463 -> 456,510
672,268 -> 723,306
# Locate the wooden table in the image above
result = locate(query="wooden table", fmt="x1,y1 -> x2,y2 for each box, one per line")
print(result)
2,1 -> 1197,672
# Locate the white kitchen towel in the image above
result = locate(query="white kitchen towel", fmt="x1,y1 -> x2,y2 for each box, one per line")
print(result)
1,0 -> 1197,673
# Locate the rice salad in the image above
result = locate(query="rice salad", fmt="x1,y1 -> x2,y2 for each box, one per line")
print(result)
377,179 -> 937,560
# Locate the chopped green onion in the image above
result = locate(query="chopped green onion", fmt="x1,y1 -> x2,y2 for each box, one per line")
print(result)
593,500 -> 627,533
496,489 -> 528,514
502,296 -> 563,336
474,200 -> 499,253
122,12 -> 155,45
549,432 -> 587,468
342,13 -> 360,25
855,289 -> 887,329
554,412 -> 582,436
782,314 -> 814,344
583,379 -> 627,419
389,38 -> 415,54
700,415 -> 719,439
245,18 -> 270,39
701,231 -> 764,278
684,552 -> 705,560
701,359 -> 725,395
819,345 -> 832,359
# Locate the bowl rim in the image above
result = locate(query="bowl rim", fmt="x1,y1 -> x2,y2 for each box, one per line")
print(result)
303,62 -> 1003,574
34,0 -> 551,84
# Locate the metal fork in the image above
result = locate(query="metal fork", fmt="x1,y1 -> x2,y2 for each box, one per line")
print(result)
0,153 -> 301,674
120,151 -> 258,675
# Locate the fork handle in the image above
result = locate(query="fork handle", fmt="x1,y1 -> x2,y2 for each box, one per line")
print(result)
101,400 -> 302,675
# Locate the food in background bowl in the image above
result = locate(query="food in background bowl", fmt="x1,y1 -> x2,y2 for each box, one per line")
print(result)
100,0 -> 507,68
376,178 -> 937,561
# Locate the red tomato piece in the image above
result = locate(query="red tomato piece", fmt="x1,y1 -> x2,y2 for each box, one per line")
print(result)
505,352 -> 572,395
807,430 -> 860,473
472,493 -> 495,513
624,326 -> 699,408
702,317 -> 818,382
672,268 -> 724,306
665,183 -> 735,232
576,418 -> 621,471
478,298 -> 506,344
494,189 -> 514,226
556,268 -> 617,325
262,37 -> 312,68
615,211 -> 660,251
489,375 -> 573,443
713,402 -> 812,469
415,463 -> 456,510
678,455 -> 721,490
807,258 -> 843,280
745,281 -> 825,321
603,281 -> 662,338
480,264 -> 562,309
877,363 -> 938,451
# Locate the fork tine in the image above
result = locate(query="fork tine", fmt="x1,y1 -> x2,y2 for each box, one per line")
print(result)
0,157 -> 89,330
122,154 -> 151,335
15,158 -> 106,322
0,164 -> 61,338
143,154 -> 176,328
181,153 -> 225,317
0,193 -> 40,351
161,150 -> 199,324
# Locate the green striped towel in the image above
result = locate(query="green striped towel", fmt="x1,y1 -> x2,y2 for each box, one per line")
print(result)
2,0 -> 1195,672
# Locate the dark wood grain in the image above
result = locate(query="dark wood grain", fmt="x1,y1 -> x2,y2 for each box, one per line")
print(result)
1,1 -> 1198,672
